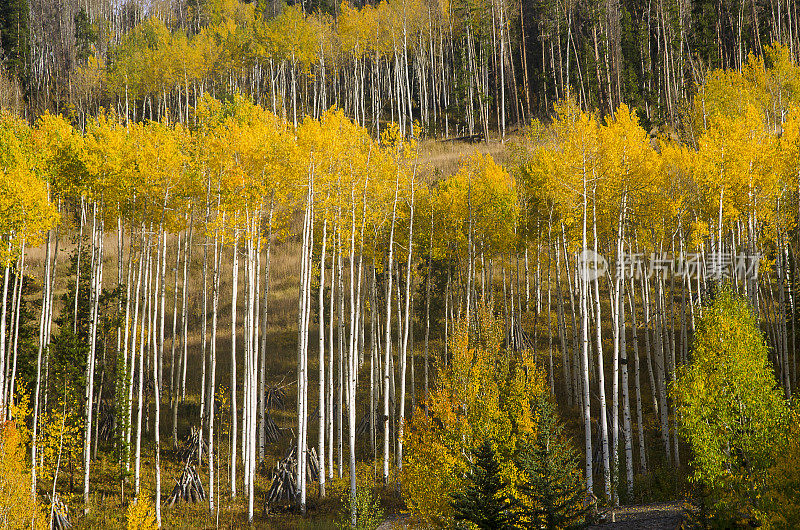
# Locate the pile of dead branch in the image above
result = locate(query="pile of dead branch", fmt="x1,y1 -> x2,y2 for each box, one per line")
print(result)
266,445 -> 321,508
166,464 -> 206,506
264,381 -> 288,411
356,408 -> 385,439
98,399 -> 115,441
264,414 -> 283,444
176,426 -> 207,464
49,493 -> 72,529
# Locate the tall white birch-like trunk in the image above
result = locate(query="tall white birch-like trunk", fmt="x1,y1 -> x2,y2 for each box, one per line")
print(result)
154,199 -> 171,527
628,277 -> 647,473
620,266 -> 633,494
337,227 -> 344,480
383,173 -> 400,483
209,221 -> 223,513
181,210 -> 194,401
7,241 -> 25,414
580,162 -> 593,495
199,187 -> 211,467
327,227 -> 337,479
127,229 -> 145,471
84,204 -> 103,512
258,198 -> 275,463
296,180 -> 314,516
347,190 -> 358,526
248,227 -> 258,519
170,231 -> 181,448
135,232 -> 153,497
230,228 -> 239,498
32,225 -> 53,496
152,225 -> 164,527
591,197 -> 611,502
0,245 -> 11,419
397,177 -> 415,475
318,218 -> 328,498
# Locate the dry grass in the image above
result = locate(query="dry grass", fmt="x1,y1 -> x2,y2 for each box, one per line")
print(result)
416,136 -> 514,183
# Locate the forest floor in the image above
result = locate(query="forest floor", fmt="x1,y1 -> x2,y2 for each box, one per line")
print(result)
375,501 -> 686,529
589,501 -> 685,529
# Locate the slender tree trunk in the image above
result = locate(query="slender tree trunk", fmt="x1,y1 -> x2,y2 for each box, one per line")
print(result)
318,218 -> 328,498
171,232 -> 182,449
383,174 -> 400,484
32,227 -> 53,496
84,204 -> 103,511
230,229 -> 239,498
258,198 -> 275,463
135,232 -> 153,497
397,177 -> 415,476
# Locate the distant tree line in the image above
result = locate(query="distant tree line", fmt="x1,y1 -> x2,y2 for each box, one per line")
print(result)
1,0 -> 799,134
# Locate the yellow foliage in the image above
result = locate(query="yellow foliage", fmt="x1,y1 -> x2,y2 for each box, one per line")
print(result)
0,421 -> 48,530
763,412 -> 800,528
435,153 -> 518,258
692,43 -> 800,135
0,111 -> 59,265
36,393 -> 83,488
126,497 -> 158,530
402,305 -> 546,526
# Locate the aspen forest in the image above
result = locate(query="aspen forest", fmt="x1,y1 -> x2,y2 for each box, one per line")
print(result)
2,0 -> 800,528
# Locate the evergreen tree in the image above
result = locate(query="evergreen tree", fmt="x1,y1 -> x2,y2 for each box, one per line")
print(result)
49,246 -> 122,457
74,8 -> 96,65
515,397 -> 589,530
2,269 -> 39,388
450,440 -> 516,530
0,0 -> 30,82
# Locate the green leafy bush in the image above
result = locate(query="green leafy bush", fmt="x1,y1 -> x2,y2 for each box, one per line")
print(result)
673,288 -> 790,526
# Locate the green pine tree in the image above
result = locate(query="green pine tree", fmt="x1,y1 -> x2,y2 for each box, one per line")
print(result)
515,397 -> 589,530
450,440 -> 516,530
0,0 -> 30,85
74,8 -> 97,65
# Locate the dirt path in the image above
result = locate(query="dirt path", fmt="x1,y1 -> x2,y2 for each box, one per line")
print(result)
588,501 -> 684,529
376,514 -> 409,529
378,501 -> 684,529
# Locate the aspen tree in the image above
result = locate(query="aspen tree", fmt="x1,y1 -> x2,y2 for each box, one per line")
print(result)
127,227 -> 145,472
208,214 -> 224,513
397,172 -> 415,475
295,174 -> 314,516
230,227 -> 239,497
627,276 -> 647,473
318,217 -> 327,497
83,202 -> 104,511
134,232 -> 153,497
591,199 -> 611,500
383,167 -> 400,484
180,210 -> 194,402
170,231 -> 181,448
258,198 -> 275,463
347,184 -> 358,525
328,221 -> 337,479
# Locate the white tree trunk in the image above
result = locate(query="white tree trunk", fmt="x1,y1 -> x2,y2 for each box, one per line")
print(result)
318,219 -> 327,498
230,229 -> 239,498
383,174 -> 400,483
397,178 -> 415,475
135,231 -> 153,497
84,204 -> 103,511
31,228 -> 53,496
